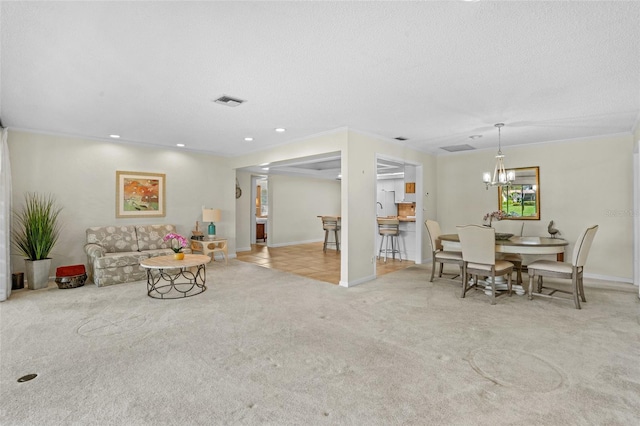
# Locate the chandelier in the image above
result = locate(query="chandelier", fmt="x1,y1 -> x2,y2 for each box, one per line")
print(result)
482,123 -> 514,189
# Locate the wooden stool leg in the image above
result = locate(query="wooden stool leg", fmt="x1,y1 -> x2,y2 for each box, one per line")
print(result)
384,235 -> 389,263
323,230 -> 329,253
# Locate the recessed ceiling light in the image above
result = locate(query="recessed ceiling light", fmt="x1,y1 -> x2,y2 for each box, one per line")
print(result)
109,134 -> 120,139
259,162 -> 270,166
261,167 -> 269,171
244,137 -> 253,142
275,128 -> 286,132
176,143 -> 185,147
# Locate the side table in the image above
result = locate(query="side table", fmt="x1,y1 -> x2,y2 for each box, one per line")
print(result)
190,237 -> 228,264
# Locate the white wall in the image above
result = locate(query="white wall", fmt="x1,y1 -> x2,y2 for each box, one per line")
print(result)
231,128 -> 437,286
235,170 -> 252,252
344,130 -> 436,284
269,174 -> 340,246
634,122 -> 640,290
8,130 -> 234,275
437,134 -> 634,281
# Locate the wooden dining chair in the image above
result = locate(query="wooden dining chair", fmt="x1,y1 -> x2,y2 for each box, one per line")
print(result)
527,225 -> 598,309
457,225 -> 514,305
424,220 -> 463,285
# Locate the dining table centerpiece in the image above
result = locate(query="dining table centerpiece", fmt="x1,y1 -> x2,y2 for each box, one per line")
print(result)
483,210 -> 513,240
483,210 -> 506,227
163,232 -> 188,260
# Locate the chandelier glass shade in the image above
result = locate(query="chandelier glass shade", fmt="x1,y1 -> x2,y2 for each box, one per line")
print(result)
482,123 -> 515,189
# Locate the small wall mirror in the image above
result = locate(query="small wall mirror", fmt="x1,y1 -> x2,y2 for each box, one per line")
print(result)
498,166 -> 540,220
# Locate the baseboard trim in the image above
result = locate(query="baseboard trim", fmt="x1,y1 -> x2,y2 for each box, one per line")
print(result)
268,239 -> 324,248
584,272 -> 634,285
339,274 -> 376,288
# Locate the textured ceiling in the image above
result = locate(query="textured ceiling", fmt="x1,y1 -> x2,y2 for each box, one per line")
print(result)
2,1 -> 639,158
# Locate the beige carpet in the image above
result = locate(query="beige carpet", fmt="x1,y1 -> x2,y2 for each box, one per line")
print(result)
1,261 -> 639,425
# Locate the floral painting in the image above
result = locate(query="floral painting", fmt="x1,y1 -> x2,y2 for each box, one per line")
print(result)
116,171 -> 165,218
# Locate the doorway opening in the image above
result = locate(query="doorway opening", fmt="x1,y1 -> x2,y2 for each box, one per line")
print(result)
374,155 -> 423,277
255,177 -> 268,245
249,175 -> 269,245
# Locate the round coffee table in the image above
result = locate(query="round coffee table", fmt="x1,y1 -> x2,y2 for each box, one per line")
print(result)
140,254 -> 211,299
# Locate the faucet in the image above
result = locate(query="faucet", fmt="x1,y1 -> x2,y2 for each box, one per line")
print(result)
377,202 -> 383,210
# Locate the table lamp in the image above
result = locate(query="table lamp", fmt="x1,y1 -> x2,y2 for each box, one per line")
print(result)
202,208 -> 221,238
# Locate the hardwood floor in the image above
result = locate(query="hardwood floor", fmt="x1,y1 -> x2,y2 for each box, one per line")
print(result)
236,242 -> 413,285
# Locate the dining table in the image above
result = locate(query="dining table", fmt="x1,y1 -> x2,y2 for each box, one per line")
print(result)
439,234 -> 568,261
439,234 -> 569,295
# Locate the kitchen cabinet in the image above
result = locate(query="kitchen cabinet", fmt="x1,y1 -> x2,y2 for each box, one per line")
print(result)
403,189 -> 416,202
256,222 -> 267,242
377,189 -> 396,218
398,221 -> 416,261
394,178 -> 405,203
256,217 -> 267,242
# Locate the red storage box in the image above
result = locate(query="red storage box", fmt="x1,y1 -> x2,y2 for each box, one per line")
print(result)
55,264 -> 87,289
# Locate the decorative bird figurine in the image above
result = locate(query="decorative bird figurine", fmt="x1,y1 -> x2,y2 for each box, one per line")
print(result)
548,220 -> 561,238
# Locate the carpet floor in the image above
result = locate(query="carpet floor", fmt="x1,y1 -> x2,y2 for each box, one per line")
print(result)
1,261 -> 639,425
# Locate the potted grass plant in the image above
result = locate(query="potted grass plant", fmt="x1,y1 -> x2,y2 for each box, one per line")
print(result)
12,193 -> 62,290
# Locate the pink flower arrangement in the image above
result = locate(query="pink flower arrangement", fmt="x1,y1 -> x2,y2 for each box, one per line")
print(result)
483,210 -> 506,226
163,232 -> 188,253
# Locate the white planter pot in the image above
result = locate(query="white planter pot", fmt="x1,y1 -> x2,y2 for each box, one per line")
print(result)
25,259 -> 52,290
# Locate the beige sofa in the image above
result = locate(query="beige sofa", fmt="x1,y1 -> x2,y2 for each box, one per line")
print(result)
84,224 -> 191,287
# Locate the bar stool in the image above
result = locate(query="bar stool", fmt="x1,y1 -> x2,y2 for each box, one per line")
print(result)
321,216 -> 340,252
377,218 -> 401,262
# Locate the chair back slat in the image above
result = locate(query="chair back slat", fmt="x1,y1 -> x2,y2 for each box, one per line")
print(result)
377,218 -> 399,235
572,225 -> 598,267
425,220 -> 442,251
457,225 -> 496,265
321,216 -> 340,231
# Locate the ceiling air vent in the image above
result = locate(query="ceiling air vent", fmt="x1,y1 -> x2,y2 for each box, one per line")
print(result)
440,144 -> 476,152
213,95 -> 246,107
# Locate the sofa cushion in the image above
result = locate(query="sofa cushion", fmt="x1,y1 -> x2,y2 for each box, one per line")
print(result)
94,252 -> 150,269
86,226 -> 138,253
136,224 -> 178,251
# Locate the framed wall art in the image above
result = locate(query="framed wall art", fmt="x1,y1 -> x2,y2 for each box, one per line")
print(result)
116,171 -> 166,218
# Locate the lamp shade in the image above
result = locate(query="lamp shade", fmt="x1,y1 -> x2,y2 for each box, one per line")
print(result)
202,208 -> 221,223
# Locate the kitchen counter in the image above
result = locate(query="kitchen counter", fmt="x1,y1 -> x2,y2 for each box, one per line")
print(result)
378,216 -> 416,222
